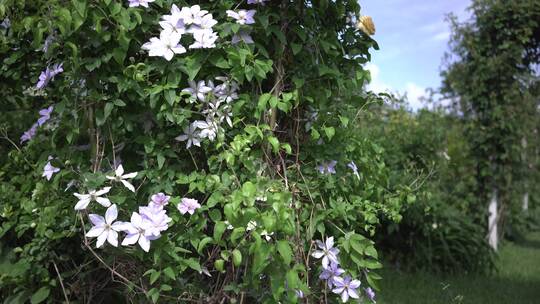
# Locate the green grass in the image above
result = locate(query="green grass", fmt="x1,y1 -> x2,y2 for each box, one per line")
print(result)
377,232 -> 540,304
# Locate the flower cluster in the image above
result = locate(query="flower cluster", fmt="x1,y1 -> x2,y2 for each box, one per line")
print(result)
36,63 -> 63,89
175,77 -> 239,148
73,165 -> 201,252
317,160 -> 360,179
21,105 -> 54,144
312,237 -> 375,303
142,5 -> 218,61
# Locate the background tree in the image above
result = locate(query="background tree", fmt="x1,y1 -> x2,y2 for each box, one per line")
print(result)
441,0 -> 540,246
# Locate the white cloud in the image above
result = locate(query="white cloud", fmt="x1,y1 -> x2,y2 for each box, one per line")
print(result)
365,63 -> 392,93
365,63 -> 427,111
404,82 -> 427,110
433,31 -> 450,41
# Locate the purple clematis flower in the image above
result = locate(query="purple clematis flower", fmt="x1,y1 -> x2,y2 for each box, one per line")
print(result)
37,105 -> 54,126
177,197 -> 201,215
311,236 -> 340,268
36,63 -> 63,89
20,123 -> 38,143
319,262 -> 345,288
150,192 -> 171,208
226,9 -> 256,25
42,160 -> 60,181
232,30 -> 254,44
139,204 -> 172,237
365,287 -> 376,302
317,160 -> 337,175
332,276 -> 361,303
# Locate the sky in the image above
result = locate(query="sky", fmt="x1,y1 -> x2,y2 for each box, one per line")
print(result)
360,0 -> 472,110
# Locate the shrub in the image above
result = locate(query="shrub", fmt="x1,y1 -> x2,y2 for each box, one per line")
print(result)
0,1 -> 409,302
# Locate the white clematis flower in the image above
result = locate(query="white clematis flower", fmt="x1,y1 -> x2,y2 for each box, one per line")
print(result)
86,204 -> 124,248
74,187 -> 112,210
106,164 -> 138,192
189,29 -> 218,49
121,212 -> 153,252
141,29 -> 186,61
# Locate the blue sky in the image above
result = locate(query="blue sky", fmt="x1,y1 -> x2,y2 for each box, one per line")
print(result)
360,0 -> 471,109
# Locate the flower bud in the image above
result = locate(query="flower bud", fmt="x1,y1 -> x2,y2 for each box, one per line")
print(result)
357,16 -> 376,36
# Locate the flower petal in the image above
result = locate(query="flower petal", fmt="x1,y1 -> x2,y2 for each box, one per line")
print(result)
107,230 -> 119,247
120,180 -> 136,192
311,250 -> 324,259
86,226 -> 105,238
88,214 -> 105,226
94,186 -> 112,196
121,233 -> 139,246
105,204 -> 118,224
349,279 -> 361,289
74,198 -> 91,210
96,197 -> 112,208
138,235 -> 151,252
115,165 -> 124,177
341,290 -> 349,303
122,172 -> 137,179
326,236 -> 334,249
348,288 -> 360,299
96,231 -> 108,248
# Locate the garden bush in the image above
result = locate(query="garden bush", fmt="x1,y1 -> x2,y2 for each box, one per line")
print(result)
0,0 -> 413,303
358,104 -> 496,274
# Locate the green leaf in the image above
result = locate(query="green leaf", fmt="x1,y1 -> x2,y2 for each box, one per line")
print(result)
291,43 -> 302,55
164,90 -> 176,105
213,221 -> 226,242
323,126 -> 335,140
197,236 -> 214,254
232,249 -> 242,267
268,136 -> 279,153
30,287 -> 50,304
163,267 -> 176,280
157,154 -> 165,169
214,259 -> 225,272
104,102 -> 114,121
150,270 -> 161,285
160,284 -> 172,292
277,240 -> 293,265
112,47 -> 127,65
71,0 -> 87,18
257,93 -> 272,111
242,181 -> 256,198
184,258 -> 202,272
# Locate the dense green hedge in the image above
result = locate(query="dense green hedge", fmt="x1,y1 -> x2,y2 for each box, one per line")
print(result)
0,0 -> 413,303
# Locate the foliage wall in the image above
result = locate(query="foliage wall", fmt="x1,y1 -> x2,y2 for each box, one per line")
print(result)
0,0 -> 411,303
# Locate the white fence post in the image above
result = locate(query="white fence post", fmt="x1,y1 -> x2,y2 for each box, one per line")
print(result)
488,190 -> 498,251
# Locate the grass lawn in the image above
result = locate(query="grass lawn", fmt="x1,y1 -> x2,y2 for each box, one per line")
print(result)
377,232 -> 540,304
